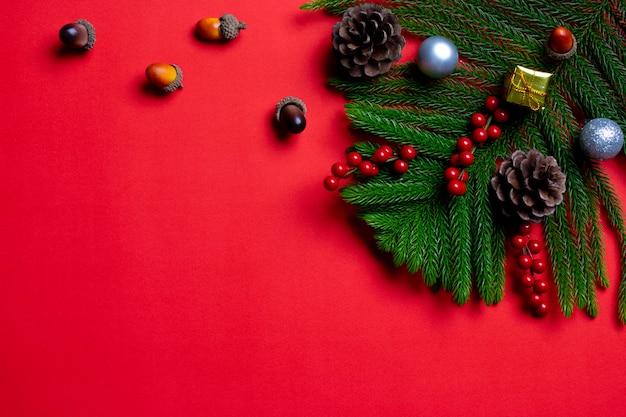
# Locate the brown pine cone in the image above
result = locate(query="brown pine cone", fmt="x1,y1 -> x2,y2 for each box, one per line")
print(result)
332,3 -> 405,78
490,149 -> 567,222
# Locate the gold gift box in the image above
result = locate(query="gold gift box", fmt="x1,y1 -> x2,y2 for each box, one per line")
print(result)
505,65 -> 552,111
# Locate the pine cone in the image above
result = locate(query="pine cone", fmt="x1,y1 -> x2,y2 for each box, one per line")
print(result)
490,149 -> 567,222
332,3 -> 405,78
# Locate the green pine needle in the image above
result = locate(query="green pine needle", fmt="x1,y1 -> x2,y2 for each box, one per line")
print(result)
304,0 -> 626,323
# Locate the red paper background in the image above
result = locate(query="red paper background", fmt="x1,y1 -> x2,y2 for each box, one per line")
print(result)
2,1 -> 626,416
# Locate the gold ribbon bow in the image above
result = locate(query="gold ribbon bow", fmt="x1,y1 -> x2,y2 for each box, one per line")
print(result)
509,67 -> 550,111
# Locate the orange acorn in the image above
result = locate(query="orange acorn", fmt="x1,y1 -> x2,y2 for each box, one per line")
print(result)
196,14 -> 246,41
145,63 -> 183,93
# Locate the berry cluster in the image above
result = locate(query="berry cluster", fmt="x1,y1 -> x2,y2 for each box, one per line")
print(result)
323,144 -> 417,191
444,95 -> 509,196
511,221 -> 550,317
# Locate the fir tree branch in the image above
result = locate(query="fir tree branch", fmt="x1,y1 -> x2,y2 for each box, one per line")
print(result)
448,195 -> 473,304
543,205 -> 576,317
534,99 -> 595,316
340,158 -> 445,206
300,0 -> 357,13
607,0 -> 626,42
421,201 -> 452,288
476,0 -> 563,31
505,118 -> 541,154
561,55 -> 626,127
588,160 -> 626,324
394,1 -> 545,70
581,190 -> 603,317
361,201 -> 452,287
363,206 -> 425,270
305,0 -> 626,321
580,28 -> 626,103
345,106 -> 458,159
469,181 -> 498,304
346,103 -> 469,137
490,219 -> 507,305
603,6 -> 626,70
585,168 -> 611,290
330,66 -> 501,111
469,147 -> 506,305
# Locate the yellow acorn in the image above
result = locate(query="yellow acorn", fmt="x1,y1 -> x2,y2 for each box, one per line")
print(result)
196,14 -> 246,41
145,63 -> 183,93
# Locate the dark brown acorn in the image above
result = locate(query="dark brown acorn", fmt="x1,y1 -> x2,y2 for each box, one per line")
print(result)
276,96 -> 307,134
59,19 -> 96,51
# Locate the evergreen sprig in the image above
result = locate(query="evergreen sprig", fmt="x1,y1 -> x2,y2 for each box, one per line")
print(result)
304,0 -> 626,322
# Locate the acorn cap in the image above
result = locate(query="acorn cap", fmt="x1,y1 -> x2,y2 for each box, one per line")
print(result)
162,64 -> 183,93
219,14 -> 247,40
275,96 -> 307,122
545,34 -> 577,61
76,19 -> 96,51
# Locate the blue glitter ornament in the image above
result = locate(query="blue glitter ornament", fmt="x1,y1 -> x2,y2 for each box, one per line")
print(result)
579,118 -> 624,160
416,36 -> 458,79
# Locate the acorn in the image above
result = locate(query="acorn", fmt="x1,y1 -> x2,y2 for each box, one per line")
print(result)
59,19 -> 96,51
196,14 -> 246,41
545,26 -> 577,61
276,96 -> 307,134
145,63 -> 183,93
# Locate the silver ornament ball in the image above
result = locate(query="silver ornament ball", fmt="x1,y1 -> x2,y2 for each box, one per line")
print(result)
416,36 -> 458,79
579,118 -> 624,160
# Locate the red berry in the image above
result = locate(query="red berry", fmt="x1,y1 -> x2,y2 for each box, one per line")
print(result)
346,151 -> 362,167
450,153 -> 460,167
331,162 -> 350,178
528,239 -> 543,254
456,137 -> 473,152
447,180 -> 467,196
392,159 -> 409,174
528,293 -> 544,307
444,167 -> 460,182
531,259 -> 548,274
518,221 -> 533,235
511,235 -> 528,249
381,145 -> 393,156
358,160 -> 376,177
371,149 -> 386,163
372,146 -> 392,163
484,96 -> 499,112
471,128 -> 488,145
493,108 -> 509,124
460,170 -> 469,182
370,164 -> 379,176
533,279 -> 549,293
548,26 -> 574,54
458,151 -> 475,167
533,302 -> 550,317
520,273 -> 535,288
323,176 -> 340,191
470,113 -> 486,128
487,125 -> 501,140
399,145 -> 417,161
517,254 -> 533,269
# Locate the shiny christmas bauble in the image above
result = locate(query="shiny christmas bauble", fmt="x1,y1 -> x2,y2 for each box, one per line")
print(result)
416,36 -> 458,78
579,118 -> 624,160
